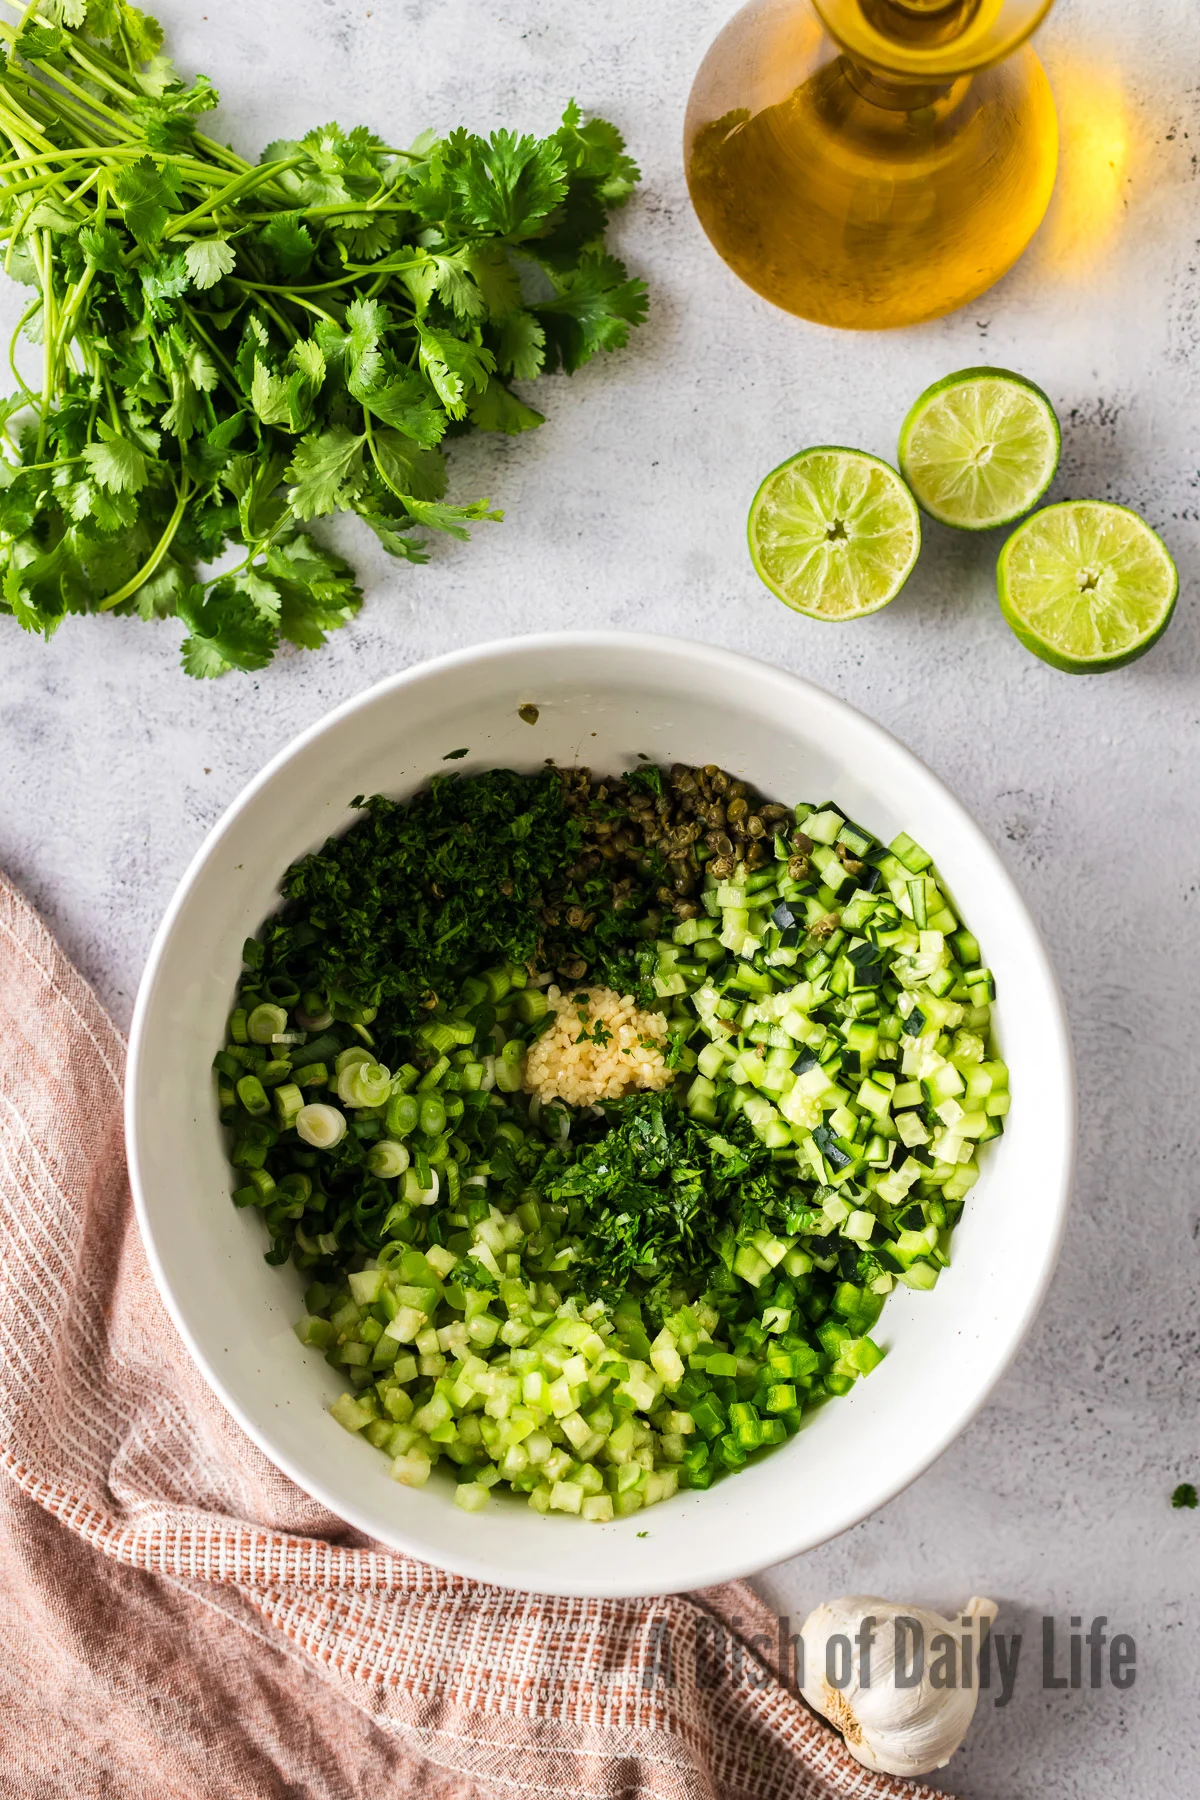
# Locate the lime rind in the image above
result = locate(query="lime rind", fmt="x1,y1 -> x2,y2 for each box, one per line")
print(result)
748,446 -> 921,621
899,367 -> 1061,532
997,500 -> 1179,673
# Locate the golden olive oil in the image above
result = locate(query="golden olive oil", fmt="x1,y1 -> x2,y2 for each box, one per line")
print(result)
685,0 -> 1059,329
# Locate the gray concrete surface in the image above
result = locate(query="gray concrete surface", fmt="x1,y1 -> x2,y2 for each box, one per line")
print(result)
1,0 -> 1197,1792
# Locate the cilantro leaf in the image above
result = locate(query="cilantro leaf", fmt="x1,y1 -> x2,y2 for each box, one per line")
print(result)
268,533 -> 361,648
416,326 -> 495,419
367,428 -> 448,502
556,101 -> 642,206
467,383 -> 544,435
130,74 -> 218,152
184,237 -> 236,289
493,312 -> 546,383
114,154 -> 183,244
259,213 -> 315,279
447,129 -> 568,238
81,425 -> 151,495
350,361 -> 446,445
357,512 -> 431,563
178,578 -> 275,676
140,250 -> 190,315
78,223 -> 124,273
15,23 -> 68,64
391,493 -> 502,541
250,359 -> 292,428
545,1093 -> 768,1308
286,425 -> 365,518
27,199 -> 79,233
535,251 -> 649,373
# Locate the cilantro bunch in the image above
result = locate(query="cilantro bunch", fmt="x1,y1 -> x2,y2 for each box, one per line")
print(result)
0,1 -> 646,675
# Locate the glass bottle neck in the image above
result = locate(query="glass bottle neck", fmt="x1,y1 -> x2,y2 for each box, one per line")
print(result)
861,0 -> 986,48
813,0 -> 1052,79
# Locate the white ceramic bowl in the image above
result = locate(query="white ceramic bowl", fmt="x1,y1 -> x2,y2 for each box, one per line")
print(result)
128,633 -> 1073,1597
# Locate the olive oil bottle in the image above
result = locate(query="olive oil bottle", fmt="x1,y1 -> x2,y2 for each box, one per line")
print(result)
685,0 -> 1059,329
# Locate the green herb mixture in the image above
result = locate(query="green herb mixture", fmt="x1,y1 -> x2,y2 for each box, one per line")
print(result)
0,2 -> 645,674
216,763 -> 1010,1522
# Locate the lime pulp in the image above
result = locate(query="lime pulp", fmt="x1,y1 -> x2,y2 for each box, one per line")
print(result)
899,367 -> 1061,531
997,500 -> 1178,672
748,446 -> 921,620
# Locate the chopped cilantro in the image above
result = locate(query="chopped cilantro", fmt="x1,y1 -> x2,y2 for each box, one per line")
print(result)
270,770 -> 578,1032
546,1091 -> 780,1311
1172,1482 -> 1198,1509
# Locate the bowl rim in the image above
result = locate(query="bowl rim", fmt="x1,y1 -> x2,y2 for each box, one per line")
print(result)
127,630 -> 1076,1595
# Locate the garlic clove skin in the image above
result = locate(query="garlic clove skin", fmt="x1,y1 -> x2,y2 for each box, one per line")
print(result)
800,1594 -> 999,1779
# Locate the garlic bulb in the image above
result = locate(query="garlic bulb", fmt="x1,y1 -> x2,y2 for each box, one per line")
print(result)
800,1593 -> 998,1778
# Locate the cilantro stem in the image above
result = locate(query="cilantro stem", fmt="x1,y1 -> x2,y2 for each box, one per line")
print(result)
18,52 -> 133,135
234,273 -> 368,297
61,35 -> 163,113
272,293 -> 339,329
8,456 -> 75,473
178,302 -> 242,396
363,409 -> 406,505
34,228 -> 53,456
226,278 -> 340,329
229,281 -> 299,344
101,370 -> 121,433
162,159 -> 304,242
97,473 -> 192,612
3,186 -> 46,273
191,133 -> 255,177
241,201 -> 418,222
0,146 -> 228,192
7,297 -> 37,397
201,516 -> 293,594
0,88 -> 46,144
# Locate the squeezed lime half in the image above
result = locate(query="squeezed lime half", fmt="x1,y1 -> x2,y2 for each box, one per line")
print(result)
997,500 -> 1178,672
748,446 -> 921,620
899,367 -> 1061,531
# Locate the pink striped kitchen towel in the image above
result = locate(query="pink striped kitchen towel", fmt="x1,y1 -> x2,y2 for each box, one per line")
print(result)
0,871 -> 934,1800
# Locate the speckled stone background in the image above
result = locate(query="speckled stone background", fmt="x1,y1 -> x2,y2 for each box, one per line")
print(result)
1,0 -> 1197,1792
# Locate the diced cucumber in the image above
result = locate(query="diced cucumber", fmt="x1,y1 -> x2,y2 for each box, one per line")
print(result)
804,809 -> 844,845
889,831 -> 933,873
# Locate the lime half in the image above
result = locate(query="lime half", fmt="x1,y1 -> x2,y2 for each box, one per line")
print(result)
748,446 -> 921,620
997,501 -> 1178,673
899,367 -> 1060,531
